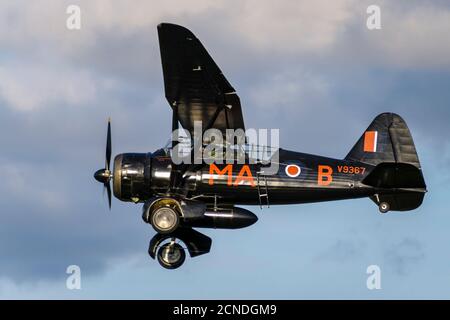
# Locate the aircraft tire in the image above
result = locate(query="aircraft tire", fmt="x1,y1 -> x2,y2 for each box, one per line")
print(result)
150,205 -> 180,234
157,243 -> 186,269
379,202 -> 390,214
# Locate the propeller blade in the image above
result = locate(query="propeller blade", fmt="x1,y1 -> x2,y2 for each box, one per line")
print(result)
105,182 -> 112,210
106,118 -> 112,171
95,119 -> 113,210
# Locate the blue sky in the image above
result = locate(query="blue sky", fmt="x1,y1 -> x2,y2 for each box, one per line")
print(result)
1,0 -> 450,299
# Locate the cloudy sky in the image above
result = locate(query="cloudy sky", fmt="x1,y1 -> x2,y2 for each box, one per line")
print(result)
1,0 -> 450,299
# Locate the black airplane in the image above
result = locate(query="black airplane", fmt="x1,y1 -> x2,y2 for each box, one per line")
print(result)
94,23 -> 427,269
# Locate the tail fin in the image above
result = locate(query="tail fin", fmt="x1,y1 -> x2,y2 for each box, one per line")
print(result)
345,113 -> 421,167
346,113 -> 427,211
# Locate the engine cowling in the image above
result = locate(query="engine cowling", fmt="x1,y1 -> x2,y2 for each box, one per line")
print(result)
113,153 -> 152,202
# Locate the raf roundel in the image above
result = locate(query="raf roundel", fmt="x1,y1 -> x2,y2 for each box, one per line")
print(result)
285,164 -> 301,178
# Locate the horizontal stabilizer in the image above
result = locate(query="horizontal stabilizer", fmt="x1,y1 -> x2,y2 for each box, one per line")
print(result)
363,162 -> 426,211
362,162 -> 426,189
370,192 -> 425,212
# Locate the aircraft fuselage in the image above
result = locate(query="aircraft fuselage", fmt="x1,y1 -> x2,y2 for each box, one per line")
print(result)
112,148 -> 382,207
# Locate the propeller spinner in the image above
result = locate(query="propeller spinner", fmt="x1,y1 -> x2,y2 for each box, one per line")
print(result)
94,119 -> 113,209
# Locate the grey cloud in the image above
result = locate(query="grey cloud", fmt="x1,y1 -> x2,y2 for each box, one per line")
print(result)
384,238 -> 426,275
3,0 -> 450,82
0,155 -> 150,282
315,238 -> 367,262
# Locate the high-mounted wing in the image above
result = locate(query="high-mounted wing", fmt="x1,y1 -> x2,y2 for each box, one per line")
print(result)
158,23 -> 245,136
